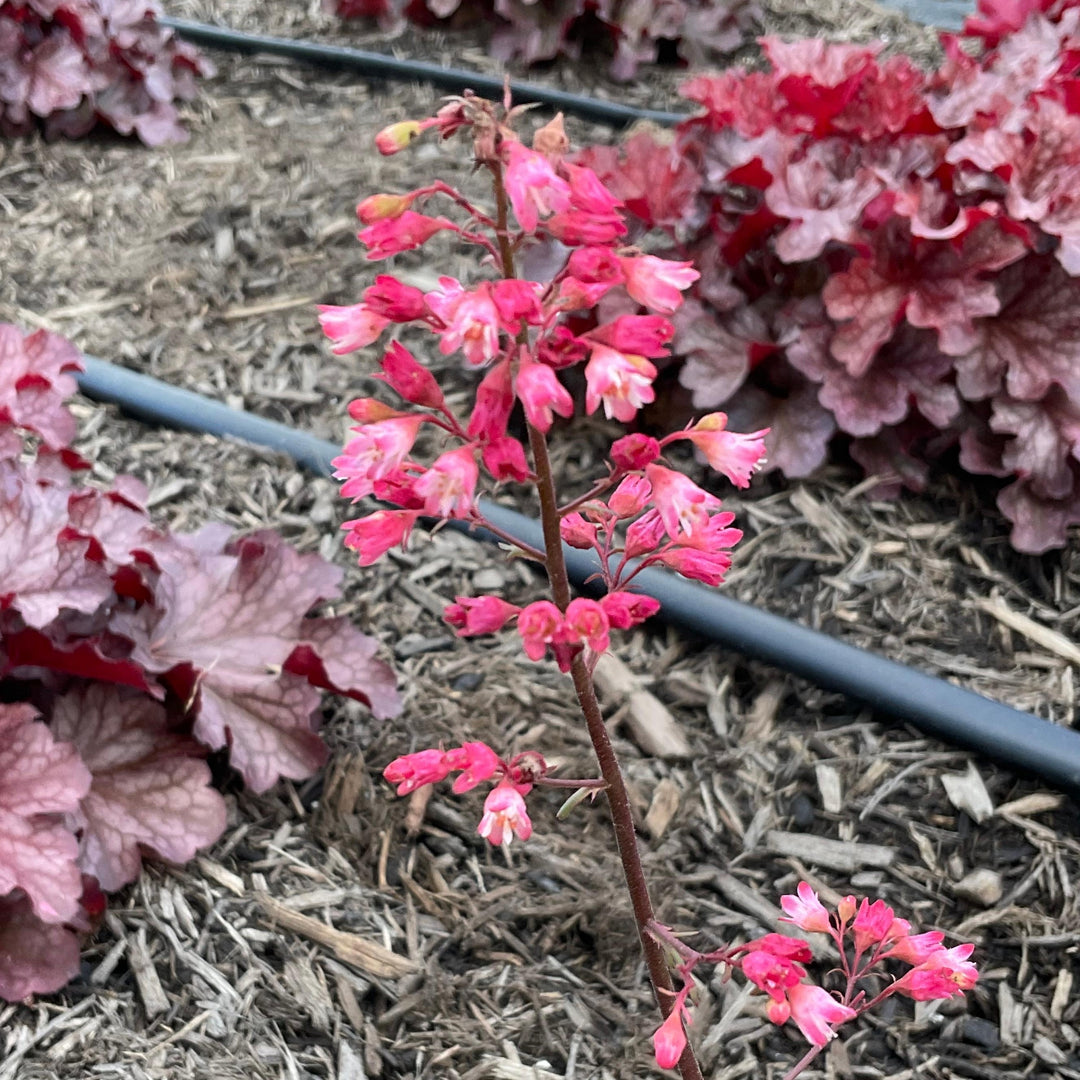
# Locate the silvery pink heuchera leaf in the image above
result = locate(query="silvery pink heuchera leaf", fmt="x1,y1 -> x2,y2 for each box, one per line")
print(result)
0,462 -> 112,628
0,703 -> 89,925
0,891 -> 81,1001
285,616 -> 402,721
0,325 -> 82,450
114,528 -> 398,791
50,684 -> 228,891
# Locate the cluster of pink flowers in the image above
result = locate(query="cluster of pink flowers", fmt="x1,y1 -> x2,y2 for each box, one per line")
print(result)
650,882 -> 979,1069
321,93 -> 768,675
383,741 -> 551,847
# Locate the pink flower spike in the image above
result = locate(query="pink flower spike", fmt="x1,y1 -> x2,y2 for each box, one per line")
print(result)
383,748 -> 450,795
363,276 -> 427,321
342,510 -> 420,565
358,212 -> 456,260
657,546 -> 733,587
608,475 -> 652,519
584,345 -> 657,423
653,1005 -> 688,1070
600,591 -> 660,629
894,944 -> 978,1000
610,433 -> 661,471
427,278 -> 504,368
780,882 -> 832,935
561,512 -> 599,550
378,341 -> 446,411
443,596 -> 520,637
885,930 -> 946,965
589,314 -> 674,358
742,950 -> 805,1004
503,141 -> 572,232
620,255 -> 699,314
482,436 -> 531,482
565,598 -> 610,654
318,304 -> 390,355
414,446 -> 479,519
677,414 -> 769,489
853,898 -> 898,953
564,162 -> 624,216
624,508 -> 667,558
477,780 -> 533,847
645,464 -> 723,540
518,600 -> 565,662
445,742 -> 502,793
333,415 -> 425,501
468,360 -> 515,442
516,358 -> 574,433
786,983 -> 858,1046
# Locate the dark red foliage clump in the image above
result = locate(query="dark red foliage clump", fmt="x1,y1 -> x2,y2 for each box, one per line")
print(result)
0,0 -> 214,144
581,0 -> 1080,552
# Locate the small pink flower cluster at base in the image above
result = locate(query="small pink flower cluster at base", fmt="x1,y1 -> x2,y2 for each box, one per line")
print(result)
650,882 -> 979,1070
383,742 -> 549,847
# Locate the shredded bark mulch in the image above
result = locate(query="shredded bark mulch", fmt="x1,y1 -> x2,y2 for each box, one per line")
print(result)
3,3 -> 1078,1078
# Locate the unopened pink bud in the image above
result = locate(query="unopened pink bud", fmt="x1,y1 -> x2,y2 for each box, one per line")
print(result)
560,512 -> 598,549
608,475 -> 652,518
378,341 -> 446,410
610,433 -> 661,471
443,595 -> 520,637
357,192 -> 415,223
625,508 -> 666,558
383,748 -> 450,795
375,119 -> 427,155
600,591 -> 660,629
482,435 -> 530,482
653,1007 -> 688,1070
346,398 -> 403,424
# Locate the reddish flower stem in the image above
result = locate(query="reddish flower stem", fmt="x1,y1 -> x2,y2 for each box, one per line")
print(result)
489,156 -> 704,1080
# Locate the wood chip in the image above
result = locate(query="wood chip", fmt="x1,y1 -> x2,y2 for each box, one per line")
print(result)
941,762 -> 995,823
258,894 -> 418,979
129,928 -> 169,1018
767,831 -> 895,872
592,653 -> 691,759
972,594 -> 1080,666
644,777 -> 681,838
815,763 -> 843,814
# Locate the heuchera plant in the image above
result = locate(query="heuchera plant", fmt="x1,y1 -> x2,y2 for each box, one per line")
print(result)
0,0 -> 213,144
322,95 -> 978,1076
0,323 -> 400,1000
577,0 -> 1080,552
326,0 -> 759,80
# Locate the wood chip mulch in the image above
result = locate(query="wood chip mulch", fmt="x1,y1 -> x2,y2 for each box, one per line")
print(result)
3,3 -> 1079,1078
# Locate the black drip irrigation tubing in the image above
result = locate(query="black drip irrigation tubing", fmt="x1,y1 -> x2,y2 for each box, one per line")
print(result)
158,16 -> 689,128
78,354 -> 1080,796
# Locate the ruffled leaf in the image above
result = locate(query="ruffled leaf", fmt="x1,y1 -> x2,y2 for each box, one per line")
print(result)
50,684 -> 228,891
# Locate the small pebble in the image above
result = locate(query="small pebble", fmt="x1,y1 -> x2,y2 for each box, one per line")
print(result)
452,671 -> 484,691
953,868 -> 1003,907
960,1017 -> 1001,1050
789,792 -> 816,829
472,568 -> 505,590
394,635 -> 456,659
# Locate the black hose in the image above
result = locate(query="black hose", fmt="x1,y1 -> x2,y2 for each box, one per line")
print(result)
158,16 -> 689,128
77,355 -> 1080,794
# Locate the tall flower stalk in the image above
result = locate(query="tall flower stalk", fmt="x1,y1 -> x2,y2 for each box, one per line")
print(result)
320,92 -> 978,1075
